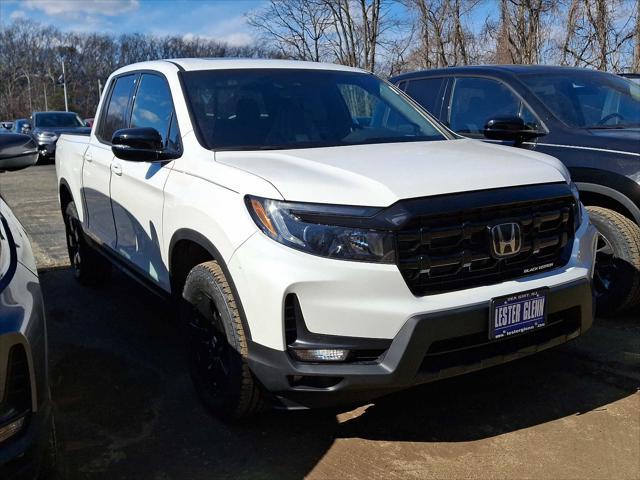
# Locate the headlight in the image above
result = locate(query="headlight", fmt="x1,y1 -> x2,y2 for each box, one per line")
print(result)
245,196 -> 396,263
570,181 -> 583,230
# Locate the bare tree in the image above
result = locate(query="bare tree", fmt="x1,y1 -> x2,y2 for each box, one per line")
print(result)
632,0 -> 639,71
0,19 -> 277,120
561,0 -> 636,71
496,0 -> 557,64
247,0 -> 331,61
402,0 -> 481,69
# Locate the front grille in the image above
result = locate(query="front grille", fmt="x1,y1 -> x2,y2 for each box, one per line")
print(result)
396,185 -> 576,295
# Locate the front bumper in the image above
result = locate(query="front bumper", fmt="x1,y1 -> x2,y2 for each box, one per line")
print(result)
227,206 -> 598,408
249,278 -> 594,409
35,139 -> 56,158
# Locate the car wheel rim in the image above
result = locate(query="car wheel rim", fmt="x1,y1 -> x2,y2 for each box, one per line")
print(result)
187,294 -> 232,399
593,232 -> 616,300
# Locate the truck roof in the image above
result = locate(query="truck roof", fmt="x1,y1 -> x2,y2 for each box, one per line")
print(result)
113,58 -> 368,76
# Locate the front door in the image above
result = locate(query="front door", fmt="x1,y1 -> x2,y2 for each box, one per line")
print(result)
110,73 -> 180,290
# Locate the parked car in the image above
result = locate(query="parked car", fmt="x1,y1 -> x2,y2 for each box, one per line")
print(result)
392,65 -> 640,315
84,118 -> 95,128
10,119 -> 31,136
0,134 -> 56,478
56,59 -> 597,420
620,73 -> 640,84
30,111 -> 91,161
1,122 -> 13,131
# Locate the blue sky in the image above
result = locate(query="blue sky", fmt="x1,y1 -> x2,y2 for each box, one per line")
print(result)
0,0 -> 495,46
0,0 -> 267,45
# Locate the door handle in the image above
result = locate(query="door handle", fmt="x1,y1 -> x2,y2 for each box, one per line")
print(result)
111,162 -> 123,176
84,151 -> 93,162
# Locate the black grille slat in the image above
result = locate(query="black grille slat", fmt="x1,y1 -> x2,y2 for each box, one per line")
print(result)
396,194 -> 575,295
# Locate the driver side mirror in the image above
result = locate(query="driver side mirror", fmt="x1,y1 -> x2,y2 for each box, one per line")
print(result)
483,116 -> 545,144
0,134 -> 39,172
111,128 -> 180,162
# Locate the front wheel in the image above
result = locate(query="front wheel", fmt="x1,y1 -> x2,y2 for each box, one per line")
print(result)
587,206 -> 640,316
182,261 -> 263,420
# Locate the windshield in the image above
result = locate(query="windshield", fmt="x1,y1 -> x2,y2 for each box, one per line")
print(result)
520,71 -> 640,129
34,112 -> 85,128
182,69 -> 448,150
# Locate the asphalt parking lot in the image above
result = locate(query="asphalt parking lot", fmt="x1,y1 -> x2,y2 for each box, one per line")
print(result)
1,164 -> 639,480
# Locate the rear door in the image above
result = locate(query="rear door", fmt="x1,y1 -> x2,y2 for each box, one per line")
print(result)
83,73 -> 137,248
109,72 -> 179,290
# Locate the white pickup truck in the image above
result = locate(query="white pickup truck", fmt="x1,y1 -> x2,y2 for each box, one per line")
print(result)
56,59 -> 598,419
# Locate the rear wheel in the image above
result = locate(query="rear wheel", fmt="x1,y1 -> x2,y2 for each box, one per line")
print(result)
587,206 -> 640,316
182,261 -> 263,420
64,202 -> 111,285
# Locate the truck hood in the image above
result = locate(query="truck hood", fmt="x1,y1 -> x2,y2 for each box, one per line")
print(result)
215,138 -> 568,206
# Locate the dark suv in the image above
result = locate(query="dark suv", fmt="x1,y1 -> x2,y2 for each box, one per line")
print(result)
30,111 -> 90,161
391,65 -> 640,315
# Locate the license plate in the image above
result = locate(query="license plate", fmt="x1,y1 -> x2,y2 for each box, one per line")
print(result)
489,289 -> 548,340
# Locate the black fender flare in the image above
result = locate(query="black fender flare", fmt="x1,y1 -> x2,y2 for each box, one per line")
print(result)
168,228 -> 254,342
570,167 -> 640,225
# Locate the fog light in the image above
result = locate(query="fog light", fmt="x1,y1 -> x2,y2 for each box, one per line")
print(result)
291,348 -> 350,362
0,416 -> 26,443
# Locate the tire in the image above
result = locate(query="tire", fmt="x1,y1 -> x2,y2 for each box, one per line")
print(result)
181,261 -> 263,420
587,206 -> 640,316
63,202 -> 111,286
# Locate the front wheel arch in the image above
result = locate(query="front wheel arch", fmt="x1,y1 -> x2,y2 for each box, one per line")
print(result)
168,229 -> 254,343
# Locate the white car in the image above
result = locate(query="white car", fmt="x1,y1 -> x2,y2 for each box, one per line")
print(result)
56,59 -> 598,419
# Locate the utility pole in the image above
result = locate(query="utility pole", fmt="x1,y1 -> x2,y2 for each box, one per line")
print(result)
18,72 -> 33,113
44,84 -> 48,111
98,79 -> 102,102
62,60 -> 69,112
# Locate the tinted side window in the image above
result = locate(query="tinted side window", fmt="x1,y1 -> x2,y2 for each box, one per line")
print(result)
100,74 -> 136,143
405,78 -> 444,115
130,74 -> 174,143
448,77 -> 538,135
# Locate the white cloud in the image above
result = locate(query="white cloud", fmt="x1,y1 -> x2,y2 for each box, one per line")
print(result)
23,0 -> 139,17
219,32 -> 253,47
178,13 -> 255,47
9,10 -> 27,20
